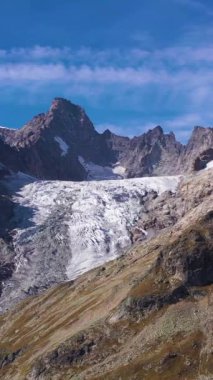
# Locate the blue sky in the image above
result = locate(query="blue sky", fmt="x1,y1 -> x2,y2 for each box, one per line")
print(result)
0,0 -> 212,142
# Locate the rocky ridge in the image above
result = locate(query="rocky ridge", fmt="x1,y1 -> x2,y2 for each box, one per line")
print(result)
0,98 -> 212,180
179,126 -> 213,172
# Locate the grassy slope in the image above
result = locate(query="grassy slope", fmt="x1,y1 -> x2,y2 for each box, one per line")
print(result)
0,171 -> 212,380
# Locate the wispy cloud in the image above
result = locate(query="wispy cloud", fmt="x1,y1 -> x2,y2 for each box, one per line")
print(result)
0,25 -> 212,140
1,44 -> 213,66
0,62 -> 212,115
0,49 -> 212,87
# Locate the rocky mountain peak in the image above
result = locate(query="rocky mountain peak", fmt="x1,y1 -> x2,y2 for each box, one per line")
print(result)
133,126 -> 163,144
49,97 -> 81,117
176,125 -> 213,172
102,129 -> 112,137
149,125 -> 163,135
146,126 -> 179,144
131,126 -> 180,150
47,97 -> 95,136
0,97 -> 212,180
190,125 -> 212,140
50,97 -> 74,110
189,125 -> 213,142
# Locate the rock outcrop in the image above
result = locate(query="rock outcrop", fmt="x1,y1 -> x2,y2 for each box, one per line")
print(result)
178,126 -> 213,172
119,126 -> 183,177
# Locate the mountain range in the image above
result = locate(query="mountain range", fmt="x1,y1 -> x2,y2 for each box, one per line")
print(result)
0,97 -> 212,181
0,98 -> 212,379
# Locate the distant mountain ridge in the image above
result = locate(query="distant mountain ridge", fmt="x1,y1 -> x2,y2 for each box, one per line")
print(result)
0,97 -> 212,180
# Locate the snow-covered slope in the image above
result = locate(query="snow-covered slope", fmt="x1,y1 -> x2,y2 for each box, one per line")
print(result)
0,174 -> 180,312
78,156 -> 126,180
205,160 -> 213,170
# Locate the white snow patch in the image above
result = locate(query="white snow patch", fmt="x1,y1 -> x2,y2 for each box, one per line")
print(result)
10,175 -> 181,282
140,228 -> 148,236
78,156 -> 125,180
0,125 -> 16,130
112,163 -> 126,176
205,160 -> 213,170
54,136 -> 69,156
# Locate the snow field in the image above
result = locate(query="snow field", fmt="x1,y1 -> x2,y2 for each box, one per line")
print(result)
11,175 -> 181,281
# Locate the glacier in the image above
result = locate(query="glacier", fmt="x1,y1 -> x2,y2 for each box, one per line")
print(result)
0,173 -> 181,311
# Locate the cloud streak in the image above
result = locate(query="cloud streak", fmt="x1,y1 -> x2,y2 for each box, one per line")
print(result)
0,62 -> 212,117
0,25 -> 212,140
1,44 -> 213,66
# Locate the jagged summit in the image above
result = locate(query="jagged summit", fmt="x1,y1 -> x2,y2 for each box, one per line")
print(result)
0,97 -> 212,180
51,96 -> 75,108
177,124 -> 213,172
49,97 -> 87,119
148,125 -> 163,135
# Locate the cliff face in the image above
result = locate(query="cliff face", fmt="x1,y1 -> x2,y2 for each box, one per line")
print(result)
119,126 -> 184,177
177,126 -> 213,172
0,169 -> 212,380
0,98 -> 212,180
